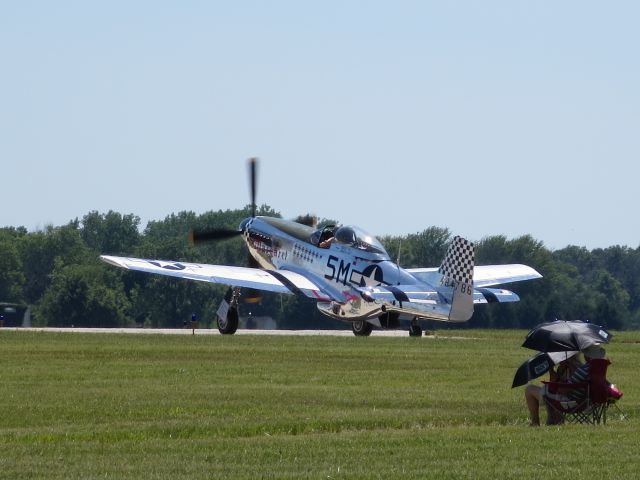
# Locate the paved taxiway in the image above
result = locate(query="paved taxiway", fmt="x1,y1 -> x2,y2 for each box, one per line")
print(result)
7,327 -> 449,337
10,327 -> 410,336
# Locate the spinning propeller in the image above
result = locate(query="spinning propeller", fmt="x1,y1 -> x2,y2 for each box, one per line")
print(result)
189,158 -> 258,245
189,158 -> 263,303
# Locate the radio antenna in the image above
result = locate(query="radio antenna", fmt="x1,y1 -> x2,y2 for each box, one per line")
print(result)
396,240 -> 402,284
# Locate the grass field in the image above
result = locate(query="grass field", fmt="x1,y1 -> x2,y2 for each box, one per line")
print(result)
1,329 -> 638,479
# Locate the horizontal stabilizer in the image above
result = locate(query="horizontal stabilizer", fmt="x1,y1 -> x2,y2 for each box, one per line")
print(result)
358,285 -> 439,304
360,285 -> 521,305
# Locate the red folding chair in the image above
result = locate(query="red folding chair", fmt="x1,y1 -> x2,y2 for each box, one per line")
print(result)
543,358 -> 618,425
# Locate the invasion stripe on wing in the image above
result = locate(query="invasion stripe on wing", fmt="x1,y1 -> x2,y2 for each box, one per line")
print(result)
265,269 -> 304,296
476,288 -> 499,303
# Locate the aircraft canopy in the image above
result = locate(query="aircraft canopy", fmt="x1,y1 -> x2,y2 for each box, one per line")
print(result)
334,225 -> 388,255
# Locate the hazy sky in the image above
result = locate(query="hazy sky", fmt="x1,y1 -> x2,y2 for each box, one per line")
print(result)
1,1 -> 638,250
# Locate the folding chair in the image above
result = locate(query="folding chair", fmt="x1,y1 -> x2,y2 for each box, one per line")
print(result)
543,358 -> 617,425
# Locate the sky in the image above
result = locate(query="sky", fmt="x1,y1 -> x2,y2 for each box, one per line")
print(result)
1,1 -> 639,250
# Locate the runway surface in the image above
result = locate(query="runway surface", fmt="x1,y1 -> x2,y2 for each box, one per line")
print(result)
5,327 -> 456,338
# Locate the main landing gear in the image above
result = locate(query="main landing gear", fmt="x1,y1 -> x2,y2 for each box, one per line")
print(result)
409,318 -> 423,337
351,320 -> 373,336
216,287 -> 240,334
351,317 -> 423,337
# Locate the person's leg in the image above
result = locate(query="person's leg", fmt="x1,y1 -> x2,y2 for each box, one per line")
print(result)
525,385 -> 542,426
545,402 -> 564,425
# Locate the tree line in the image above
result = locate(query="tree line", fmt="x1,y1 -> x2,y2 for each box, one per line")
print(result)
1,207 -> 639,330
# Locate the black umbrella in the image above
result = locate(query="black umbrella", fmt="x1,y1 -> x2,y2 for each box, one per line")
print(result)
522,320 -> 611,352
511,350 -> 578,388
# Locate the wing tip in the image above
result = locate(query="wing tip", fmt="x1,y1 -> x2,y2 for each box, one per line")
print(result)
99,255 -> 127,269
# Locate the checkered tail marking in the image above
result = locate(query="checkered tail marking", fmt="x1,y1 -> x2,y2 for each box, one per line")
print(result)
438,236 -> 474,284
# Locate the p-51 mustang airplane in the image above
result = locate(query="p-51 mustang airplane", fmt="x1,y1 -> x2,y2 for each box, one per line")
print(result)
101,159 -> 542,336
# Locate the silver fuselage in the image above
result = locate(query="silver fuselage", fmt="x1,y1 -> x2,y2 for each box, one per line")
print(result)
241,216 -> 454,323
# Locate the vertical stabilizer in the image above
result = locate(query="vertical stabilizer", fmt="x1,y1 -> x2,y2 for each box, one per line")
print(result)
438,236 -> 475,321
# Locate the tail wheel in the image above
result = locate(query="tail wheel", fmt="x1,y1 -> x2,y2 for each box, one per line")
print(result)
218,307 -> 239,335
352,320 -> 373,336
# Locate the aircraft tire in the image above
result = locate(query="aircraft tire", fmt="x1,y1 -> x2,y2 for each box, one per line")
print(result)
408,324 -> 422,337
352,320 -> 373,336
218,307 -> 239,335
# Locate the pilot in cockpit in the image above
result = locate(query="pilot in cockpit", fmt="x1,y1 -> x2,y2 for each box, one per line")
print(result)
319,235 -> 335,248
317,225 -> 337,249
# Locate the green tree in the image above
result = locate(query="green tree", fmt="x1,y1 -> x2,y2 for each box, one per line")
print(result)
19,223 -> 91,305
380,227 -> 451,268
0,229 -> 25,302
590,269 -> 630,330
37,262 -> 130,327
594,246 -> 640,313
80,210 -> 141,255
553,245 -> 637,329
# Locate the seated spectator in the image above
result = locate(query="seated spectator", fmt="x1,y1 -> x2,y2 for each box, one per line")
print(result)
525,346 -> 606,426
550,355 -> 582,382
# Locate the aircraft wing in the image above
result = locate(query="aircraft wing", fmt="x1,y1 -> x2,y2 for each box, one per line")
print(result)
100,255 -> 333,301
406,264 -> 542,287
473,264 -> 542,287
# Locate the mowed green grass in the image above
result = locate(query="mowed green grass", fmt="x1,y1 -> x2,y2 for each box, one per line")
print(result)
1,330 -> 638,479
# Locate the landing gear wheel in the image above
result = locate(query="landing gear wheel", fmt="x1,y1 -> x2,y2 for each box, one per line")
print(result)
217,307 -> 239,335
409,323 -> 423,337
352,320 -> 373,337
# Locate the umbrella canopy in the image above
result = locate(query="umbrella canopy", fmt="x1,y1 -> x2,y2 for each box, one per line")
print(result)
511,350 -> 578,388
522,320 -> 611,352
